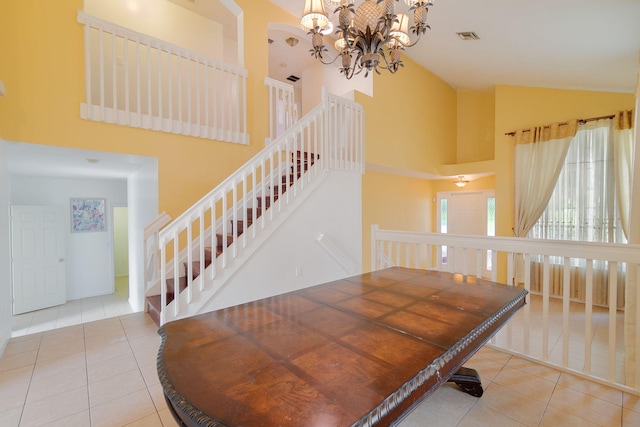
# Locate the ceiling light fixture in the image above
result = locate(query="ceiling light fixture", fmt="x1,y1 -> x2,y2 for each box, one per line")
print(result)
454,176 -> 469,188
300,0 -> 435,79
286,37 -> 299,47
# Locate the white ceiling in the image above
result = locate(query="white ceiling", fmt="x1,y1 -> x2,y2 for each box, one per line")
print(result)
5,142 -> 153,181
271,0 -> 640,92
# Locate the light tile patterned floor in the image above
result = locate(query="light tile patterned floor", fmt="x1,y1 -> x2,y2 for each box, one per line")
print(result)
2,284 -> 640,426
11,277 -> 133,338
1,312 -> 174,426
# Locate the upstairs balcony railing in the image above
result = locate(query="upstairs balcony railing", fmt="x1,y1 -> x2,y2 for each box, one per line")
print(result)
77,12 -> 248,144
265,77 -> 299,144
371,225 -> 640,393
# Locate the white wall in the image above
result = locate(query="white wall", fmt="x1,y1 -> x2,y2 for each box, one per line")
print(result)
0,142 -> 11,354
84,0 -> 223,60
301,62 -> 324,116
322,62 -> 373,99
127,159 -> 159,312
10,176 -> 127,300
201,170 -> 362,312
301,61 -> 373,115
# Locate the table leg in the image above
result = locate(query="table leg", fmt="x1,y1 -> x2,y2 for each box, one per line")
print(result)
448,366 -> 483,397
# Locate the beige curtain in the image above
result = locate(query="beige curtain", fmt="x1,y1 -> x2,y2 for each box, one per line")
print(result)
614,110 -> 635,239
513,120 -> 578,238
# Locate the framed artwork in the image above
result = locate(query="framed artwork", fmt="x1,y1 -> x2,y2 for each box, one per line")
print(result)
70,198 -> 106,233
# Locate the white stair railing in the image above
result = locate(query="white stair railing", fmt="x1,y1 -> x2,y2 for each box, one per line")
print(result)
371,224 -> 640,393
77,12 -> 248,144
265,77 -> 298,143
156,92 -> 363,325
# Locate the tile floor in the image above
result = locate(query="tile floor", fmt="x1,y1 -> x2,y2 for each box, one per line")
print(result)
1,312 -> 174,426
1,284 -> 640,426
11,277 -> 133,338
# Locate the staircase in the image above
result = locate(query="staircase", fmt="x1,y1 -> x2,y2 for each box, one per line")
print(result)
144,91 -> 364,326
145,151 -> 318,325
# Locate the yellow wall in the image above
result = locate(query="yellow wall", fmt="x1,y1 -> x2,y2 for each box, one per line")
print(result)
457,90 -> 495,163
357,53 -> 458,272
0,0 -> 296,219
356,55 -> 457,174
361,172 -> 433,272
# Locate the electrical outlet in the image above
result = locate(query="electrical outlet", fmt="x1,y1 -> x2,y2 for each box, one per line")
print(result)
0,80 -> 5,96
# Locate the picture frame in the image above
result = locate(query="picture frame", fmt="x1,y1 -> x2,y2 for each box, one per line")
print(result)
70,198 -> 106,233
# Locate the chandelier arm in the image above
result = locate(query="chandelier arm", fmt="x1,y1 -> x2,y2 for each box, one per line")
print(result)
351,66 -> 365,77
378,48 -> 404,74
394,31 -> 423,49
344,66 -> 355,79
377,50 -> 394,71
316,52 -> 345,66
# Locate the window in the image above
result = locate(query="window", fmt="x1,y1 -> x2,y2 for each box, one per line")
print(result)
528,120 -> 625,244
526,119 -> 626,307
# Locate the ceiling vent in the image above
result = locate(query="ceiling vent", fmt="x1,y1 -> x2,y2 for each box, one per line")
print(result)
286,75 -> 300,82
457,31 -> 480,41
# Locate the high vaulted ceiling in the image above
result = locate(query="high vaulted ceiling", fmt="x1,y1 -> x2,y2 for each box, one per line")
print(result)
271,0 -> 640,93
6,0 -> 638,181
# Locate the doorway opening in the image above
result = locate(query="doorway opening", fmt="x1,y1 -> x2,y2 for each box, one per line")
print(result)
4,142 -> 159,336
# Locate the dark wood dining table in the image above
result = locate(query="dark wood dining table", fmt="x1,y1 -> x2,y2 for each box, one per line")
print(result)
157,267 -> 527,427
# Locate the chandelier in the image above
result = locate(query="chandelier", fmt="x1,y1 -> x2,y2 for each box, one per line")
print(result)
300,0 -> 434,79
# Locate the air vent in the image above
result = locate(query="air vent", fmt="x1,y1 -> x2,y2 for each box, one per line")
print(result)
457,31 -> 480,40
286,75 -> 300,82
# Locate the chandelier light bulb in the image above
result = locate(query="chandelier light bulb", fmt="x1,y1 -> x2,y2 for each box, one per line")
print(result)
334,30 -> 347,51
301,0 -> 329,31
389,13 -> 411,47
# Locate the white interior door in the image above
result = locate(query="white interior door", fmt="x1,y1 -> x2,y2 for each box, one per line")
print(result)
11,205 -> 66,314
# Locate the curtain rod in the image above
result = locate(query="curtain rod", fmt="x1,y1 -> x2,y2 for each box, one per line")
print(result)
504,114 -> 615,136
